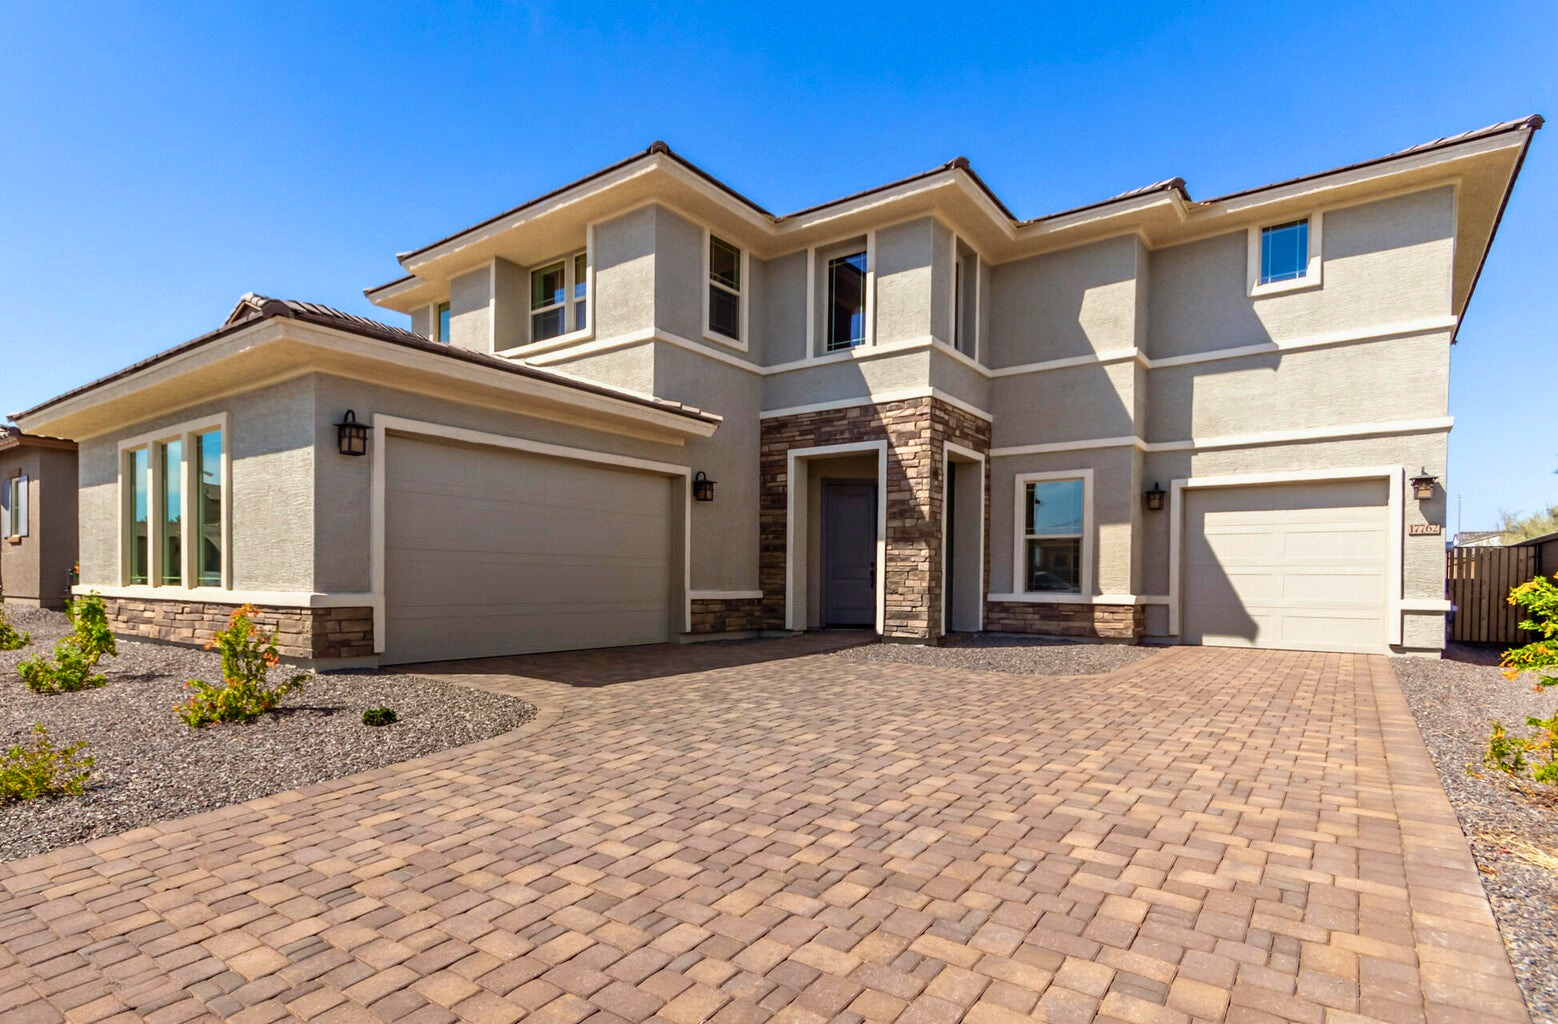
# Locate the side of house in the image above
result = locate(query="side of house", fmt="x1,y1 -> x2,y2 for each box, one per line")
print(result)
0,429 -> 79,609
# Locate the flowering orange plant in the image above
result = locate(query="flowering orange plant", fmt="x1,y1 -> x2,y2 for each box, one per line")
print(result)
1486,574 -> 1558,787
176,604 -> 307,727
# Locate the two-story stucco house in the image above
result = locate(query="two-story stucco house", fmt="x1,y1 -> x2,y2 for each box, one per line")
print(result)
10,116 -> 1540,665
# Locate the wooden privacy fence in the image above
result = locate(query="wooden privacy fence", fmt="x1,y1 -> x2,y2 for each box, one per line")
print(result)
1447,545 -> 1539,644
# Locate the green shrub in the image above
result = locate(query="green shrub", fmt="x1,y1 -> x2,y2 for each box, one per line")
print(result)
0,725 -> 93,804
17,594 -> 116,693
0,608 -> 29,651
1488,575 -> 1558,788
361,706 -> 397,727
176,604 -> 307,727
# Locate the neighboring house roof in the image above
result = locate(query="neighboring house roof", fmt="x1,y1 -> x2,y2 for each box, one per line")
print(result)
1454,530 -> 1505,546
1514,530 -> 1558,548
10,294 -> 721,428
379,116 -> 1542,277
0,426 -> 76,453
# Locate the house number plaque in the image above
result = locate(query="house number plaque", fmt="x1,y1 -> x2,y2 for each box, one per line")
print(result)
1409,523 -> 1443,536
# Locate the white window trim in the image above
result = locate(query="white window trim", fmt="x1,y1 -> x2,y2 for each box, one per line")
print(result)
806,232 -> 876,359
1247,211 -> 1323,297
2,474 -> 27,539
701,230 -> 749,352
951,236 -> 981,361
115,413 -> 230,593
524,248 -> 591,347
1012,469 -> 1094,599
1166,465 -> 1405,646
432,301 -> 451,344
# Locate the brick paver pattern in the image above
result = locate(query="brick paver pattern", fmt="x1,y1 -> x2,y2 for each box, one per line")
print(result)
0,642 -> 1529,1024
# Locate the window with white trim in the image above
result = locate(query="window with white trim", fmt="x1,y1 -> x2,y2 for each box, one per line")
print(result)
1248,212 -> 1322,296
953,240 -> 978,356
1021,476 -> 1085,593
121,423 -> 225,589
434,301 -> 451,344
708,235 -> 742,342
530,251 -> 587,342
826,250 -> 868,352
2,475 -> 26,540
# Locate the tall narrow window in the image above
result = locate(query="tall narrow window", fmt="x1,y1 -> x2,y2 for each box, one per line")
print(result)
3,476 -> 25,538
159,440 -> 182,586
194,430 -> 222,586
573,253 -> 588,332
127,448 -> 150,585
953,246 -> 977,355
1259,219 -> 1309,285
826,251 -> 868,352
708,235 -> 741,341
1023,478 -> 1084,593
436,301 -> 451,344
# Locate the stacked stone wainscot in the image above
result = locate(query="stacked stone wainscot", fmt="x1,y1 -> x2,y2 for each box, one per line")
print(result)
984,600 -> 1144,641
101,597 -> 375,660
688,597 -> 765,635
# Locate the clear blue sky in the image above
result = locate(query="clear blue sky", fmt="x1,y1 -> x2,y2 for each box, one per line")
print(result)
1,2 -> 1551,530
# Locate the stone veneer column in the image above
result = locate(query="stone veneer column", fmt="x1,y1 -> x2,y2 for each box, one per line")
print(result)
759,397 -> 991,642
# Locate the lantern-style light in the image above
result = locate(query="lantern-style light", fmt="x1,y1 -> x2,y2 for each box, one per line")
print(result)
1144,481 -> 1166,512
692,471 -> 716,502
1409,468 -> 1438,501
336,410 -> 369,457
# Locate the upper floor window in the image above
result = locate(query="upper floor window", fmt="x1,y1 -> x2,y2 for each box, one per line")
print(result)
2,475 -> 27,540
953,242 -> 978,356
435,302 -> 451,344
1018,473 -> 1089,595
1260,219 -> 1309,285
826,251 -> 868,352
530,252 -> 588,342
1249,213 -> 1322,297
708,235 -> 742,342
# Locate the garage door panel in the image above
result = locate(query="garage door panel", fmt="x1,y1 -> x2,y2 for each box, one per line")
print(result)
383,436 -> 673,665
1184,480 -> 1390,654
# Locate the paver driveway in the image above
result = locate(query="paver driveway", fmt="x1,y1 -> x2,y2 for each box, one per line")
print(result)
0,642 -> 1529,1024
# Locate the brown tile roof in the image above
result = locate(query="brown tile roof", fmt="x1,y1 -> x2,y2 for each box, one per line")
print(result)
11,295 -> 721,427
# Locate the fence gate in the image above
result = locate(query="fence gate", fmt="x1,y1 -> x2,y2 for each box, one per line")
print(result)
1446,546 -> 1539,644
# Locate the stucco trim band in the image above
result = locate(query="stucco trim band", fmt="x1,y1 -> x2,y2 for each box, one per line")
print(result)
762,389 -> 993,423
990,416 -> 1454,458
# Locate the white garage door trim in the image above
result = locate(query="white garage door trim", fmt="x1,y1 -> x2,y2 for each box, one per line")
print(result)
368,413 -> 691,654
1168,465 -> 1404,646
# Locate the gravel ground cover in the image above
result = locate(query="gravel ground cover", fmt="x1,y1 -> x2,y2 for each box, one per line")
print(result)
1393,645 -> 1558,1024
0,607 -> 535,863
830,632 -> 1160,676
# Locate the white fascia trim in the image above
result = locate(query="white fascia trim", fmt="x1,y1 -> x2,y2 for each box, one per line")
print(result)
524,327 -> 763,376
75,585 -> 379,610
988,349 -> 1143,378
369,414 -> 694,653
929,337 -> 991,378
990,436 -> 1145,457
941,442 -> 986,634
989,417 -> 1453,459
785,440 -> 888,633
768,335 -> 932,375
690,589 -> 764,601
986,592 -> 1168,605
1144,316 -> 1458,370
761,388 -> 992,422
1166,464 -> 1406,645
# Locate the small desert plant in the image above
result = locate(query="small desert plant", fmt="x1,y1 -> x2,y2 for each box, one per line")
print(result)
1487,575 -> 1558,788
17,593 -> 117,693
361,706 -> 397,727
176,605 -> 307,727
0,608 -> 29,651
0,725 -> 93,804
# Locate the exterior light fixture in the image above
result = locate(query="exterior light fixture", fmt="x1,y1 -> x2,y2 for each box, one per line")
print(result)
692,471 -> 716,502
1144,481 -> 1166,512
336,410 -> 369,457
1409,468 -> 1438,501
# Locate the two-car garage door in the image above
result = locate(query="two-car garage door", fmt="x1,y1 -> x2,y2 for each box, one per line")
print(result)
382,436 -> 673,666
1182,479 -> 1389,654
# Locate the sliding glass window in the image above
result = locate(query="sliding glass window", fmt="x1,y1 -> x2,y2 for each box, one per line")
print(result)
159,440 -> 182,586
127,448 -> 150,585
194,430 -> 222,586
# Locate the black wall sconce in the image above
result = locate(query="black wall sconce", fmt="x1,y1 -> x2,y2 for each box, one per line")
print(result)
1144,481 -> 1166,512
693,471 -> 716,502
336,410 -> 369,457
1409,468 -> 1438,501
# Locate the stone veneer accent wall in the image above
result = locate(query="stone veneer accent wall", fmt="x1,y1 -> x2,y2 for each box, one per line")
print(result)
984,600 -> 1144,640
689,597 -> 765,634
102,597 -> 375,661
760,397 -> 991,641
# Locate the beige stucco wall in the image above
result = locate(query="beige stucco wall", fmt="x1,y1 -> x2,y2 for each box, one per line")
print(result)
986,234 -> 1143,367
593,206 -> 657,341
77,379 -> 318,593
0,447 -> 72,607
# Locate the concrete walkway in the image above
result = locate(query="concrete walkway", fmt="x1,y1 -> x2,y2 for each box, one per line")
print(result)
0,641 -> 1528,1024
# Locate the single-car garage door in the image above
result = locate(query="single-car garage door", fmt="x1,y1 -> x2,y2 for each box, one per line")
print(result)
383,435 -> 673,665
1183,479 -> 1389,654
